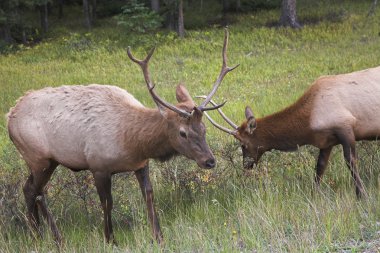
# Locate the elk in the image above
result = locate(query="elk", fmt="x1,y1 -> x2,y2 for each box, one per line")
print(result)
7,29 -> 238,245
201,65 -> 380,198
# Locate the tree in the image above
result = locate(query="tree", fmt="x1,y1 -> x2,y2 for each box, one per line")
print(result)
367,0 -> 378,17
82,0 -> 96,30
151,0 -> 159,12
0,0 -> 36,43
221,0 -> 228,26
57,0 -> 63,19
83,0 -> 91,29
236,0 -> 241,11
36,0 -> 49,33
0,20 -> 14,44
177,0 -> 184,37
162,0 -> 185,37
279,0 -> 301,28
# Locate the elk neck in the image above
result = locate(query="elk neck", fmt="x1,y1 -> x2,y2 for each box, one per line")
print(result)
255,94 -> 314,152
123,107 -> 177,162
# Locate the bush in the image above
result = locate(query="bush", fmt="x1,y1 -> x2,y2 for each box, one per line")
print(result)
115,0 -> 163,33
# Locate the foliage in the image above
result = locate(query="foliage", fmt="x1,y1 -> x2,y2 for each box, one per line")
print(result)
235,0 -> 282,11
115,0 -> 163,33
1,0 -> 380,252
183,0 -> 223,29
0,0 -> 43,44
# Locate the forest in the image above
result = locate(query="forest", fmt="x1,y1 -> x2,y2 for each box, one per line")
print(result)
0,0 -> 304,47
1,0 -> 380,252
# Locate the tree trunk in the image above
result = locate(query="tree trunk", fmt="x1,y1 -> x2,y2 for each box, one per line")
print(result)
1,22 -> 14,44
236,0 -> 241,11
83,0 -> 91,29
21,29 -> 27,44
58,0 -> 64,19
177,0 -> 185,38
39,2 -> 49,33
90,0 -> 97,23
279,0 -> 301,28
151,0 -> 159,12
221,0 -> 228,26
367,0 -> 378,17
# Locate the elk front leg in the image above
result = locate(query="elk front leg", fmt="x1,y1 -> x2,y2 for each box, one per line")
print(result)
315,146 -> 333,185
338,132 -> 368,198
135,165 -> 163,243
93,172 -> 115,244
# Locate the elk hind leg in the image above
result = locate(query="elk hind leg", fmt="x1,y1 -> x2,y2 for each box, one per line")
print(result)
23,159 -> 62,244
23,175 -> 41,237
93,172 -> 115,244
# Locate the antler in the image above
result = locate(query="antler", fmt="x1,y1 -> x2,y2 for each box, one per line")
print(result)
203,111 -> 237,135
198,28 -> 240,111
196,96 -> 237,135
127,46 -> 191,118
197,96 -> 238,129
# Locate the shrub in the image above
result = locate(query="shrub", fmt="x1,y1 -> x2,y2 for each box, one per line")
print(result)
115,0 -> 163,33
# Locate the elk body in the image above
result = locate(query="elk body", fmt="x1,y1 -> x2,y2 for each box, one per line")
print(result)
7,30 -> 238,245
203,65 -> 380,198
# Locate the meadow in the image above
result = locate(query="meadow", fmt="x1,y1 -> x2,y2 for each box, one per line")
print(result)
1,0 -> 380,252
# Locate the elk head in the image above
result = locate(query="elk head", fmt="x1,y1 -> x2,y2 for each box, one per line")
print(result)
128,28 -> 239,169
198,99 -> 263,170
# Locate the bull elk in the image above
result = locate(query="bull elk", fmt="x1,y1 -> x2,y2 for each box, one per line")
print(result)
6,29 -> 238,245
201,65 -> 380,198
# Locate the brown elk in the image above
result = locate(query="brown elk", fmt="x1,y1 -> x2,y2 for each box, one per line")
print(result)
201,65 -> 380,198
7,29 -> 238,245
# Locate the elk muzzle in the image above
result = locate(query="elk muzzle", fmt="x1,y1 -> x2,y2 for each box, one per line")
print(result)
205,158 -> 216,169
242,147 -> 261,170
196,153 -> 216,169
243,156 -> 255,170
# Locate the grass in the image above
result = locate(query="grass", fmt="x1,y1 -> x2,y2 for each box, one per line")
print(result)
1,0 -> 380,252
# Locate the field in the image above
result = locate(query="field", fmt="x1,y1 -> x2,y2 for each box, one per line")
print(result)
1,0 -> 380,252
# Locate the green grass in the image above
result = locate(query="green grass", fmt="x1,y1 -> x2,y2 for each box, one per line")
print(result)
1,0 -> 380,252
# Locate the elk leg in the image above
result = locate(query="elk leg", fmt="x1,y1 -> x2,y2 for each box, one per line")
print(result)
23,160 -> 61,244
315,146 -> 333,185
93,172 -> 115,244
36,194 -> 62,245
135,165 -> 163,244
338,133 -> 368,198
23,175 -> 41,237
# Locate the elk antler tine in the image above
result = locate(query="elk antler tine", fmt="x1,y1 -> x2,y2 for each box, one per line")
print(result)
127,47 -> 141,64
222,27 -> 229,67
196,95 -> 238,129
200,101 -> 227,111
199,27 -> 239,110
144,46 -> 156,63
228,64 -> 240,72
203,111 -> 237,136
127,46 -> 191,118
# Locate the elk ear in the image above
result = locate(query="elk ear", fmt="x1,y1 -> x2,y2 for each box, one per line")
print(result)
176,84 -> 193,103
245,106 -> 257,134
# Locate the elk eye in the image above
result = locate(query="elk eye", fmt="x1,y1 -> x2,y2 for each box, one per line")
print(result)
179,130 -> 187,138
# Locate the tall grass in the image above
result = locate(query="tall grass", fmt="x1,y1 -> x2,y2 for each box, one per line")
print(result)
1,0 -> 380,252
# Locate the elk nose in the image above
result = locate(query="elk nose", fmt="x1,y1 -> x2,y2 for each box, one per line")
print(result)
205,158 -> 216,169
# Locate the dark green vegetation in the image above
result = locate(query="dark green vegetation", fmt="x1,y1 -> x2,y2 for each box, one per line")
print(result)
1,0 -> 380,252
0,0 -> 280,49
